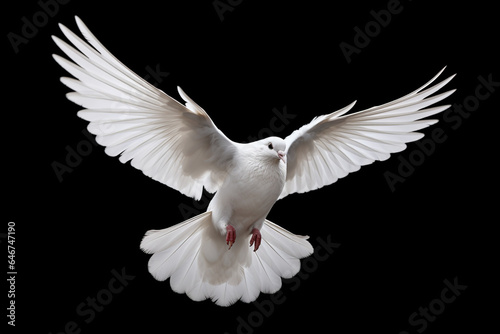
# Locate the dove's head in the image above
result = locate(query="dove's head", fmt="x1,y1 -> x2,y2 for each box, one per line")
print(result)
254,137 -> 286,164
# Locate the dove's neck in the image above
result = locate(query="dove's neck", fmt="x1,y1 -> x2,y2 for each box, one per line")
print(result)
239,149 -> 286,191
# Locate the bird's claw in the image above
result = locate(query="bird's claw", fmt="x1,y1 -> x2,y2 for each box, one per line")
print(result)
226,225 -> 236,250
249,228 -> 261,252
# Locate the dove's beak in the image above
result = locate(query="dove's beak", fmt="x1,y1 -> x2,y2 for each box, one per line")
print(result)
278,150 -> 286,163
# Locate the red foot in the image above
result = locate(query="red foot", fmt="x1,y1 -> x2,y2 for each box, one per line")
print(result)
249,228 -> 261,252
226,225 -> 236,249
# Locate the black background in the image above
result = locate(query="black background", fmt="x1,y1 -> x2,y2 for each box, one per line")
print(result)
4,0 -> 498,333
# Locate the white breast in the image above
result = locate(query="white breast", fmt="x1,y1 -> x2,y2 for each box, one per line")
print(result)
208,150 -> 286,233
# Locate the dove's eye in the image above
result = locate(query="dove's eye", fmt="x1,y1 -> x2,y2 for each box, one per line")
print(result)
268,143 -> 273,150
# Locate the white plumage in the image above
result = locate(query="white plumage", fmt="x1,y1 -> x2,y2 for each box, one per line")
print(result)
53,16 -> 455,306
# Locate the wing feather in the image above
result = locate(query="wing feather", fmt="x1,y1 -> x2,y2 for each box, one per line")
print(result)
280,68 -> 455,199
53,17 -> 236,200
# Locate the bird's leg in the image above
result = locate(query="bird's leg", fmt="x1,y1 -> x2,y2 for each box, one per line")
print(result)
226,225 -> 236,250
249,228 -> 261,252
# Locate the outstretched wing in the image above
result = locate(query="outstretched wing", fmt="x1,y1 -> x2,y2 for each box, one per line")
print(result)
52,16 -> 236,200
280,68 -> 455,199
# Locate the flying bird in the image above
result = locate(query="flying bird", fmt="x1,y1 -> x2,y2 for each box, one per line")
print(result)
52,16 -> 455,306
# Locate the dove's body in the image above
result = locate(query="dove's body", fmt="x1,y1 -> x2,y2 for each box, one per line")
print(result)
141,138 -> 304,306
209,140 -> 287,237
53,16 -> 456,306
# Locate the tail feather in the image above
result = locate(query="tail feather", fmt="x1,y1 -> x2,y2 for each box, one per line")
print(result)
141,212 -> 210,254
140,212 -> 209,282
257,219 -> 313,279
140,213 -> 313,306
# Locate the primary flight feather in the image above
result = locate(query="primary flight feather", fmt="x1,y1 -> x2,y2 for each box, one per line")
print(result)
52,16 -> 455,306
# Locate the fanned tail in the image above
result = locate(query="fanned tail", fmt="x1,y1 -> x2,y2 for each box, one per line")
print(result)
140,212 -> 212,302
140,213 -> 313,306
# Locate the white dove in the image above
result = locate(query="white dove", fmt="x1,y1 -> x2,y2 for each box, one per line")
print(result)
52,16 -> 455,306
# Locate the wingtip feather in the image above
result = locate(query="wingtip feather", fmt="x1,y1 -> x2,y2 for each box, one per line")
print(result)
74,15 -> 85,29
